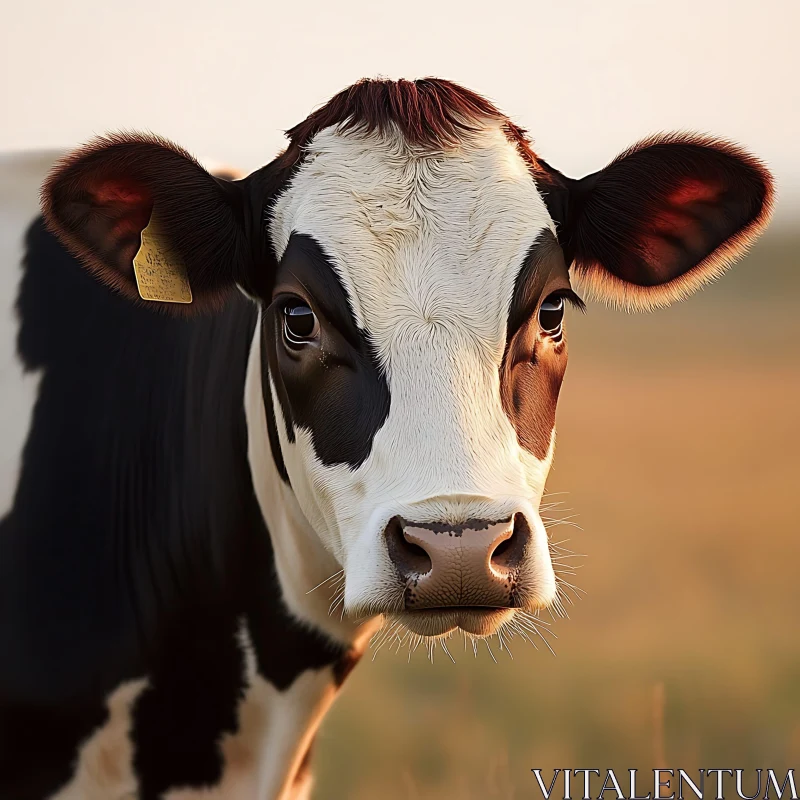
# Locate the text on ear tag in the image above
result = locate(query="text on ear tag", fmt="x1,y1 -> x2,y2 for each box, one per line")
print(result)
133,218 -> 193,304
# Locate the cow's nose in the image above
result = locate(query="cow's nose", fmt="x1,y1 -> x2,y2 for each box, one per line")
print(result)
385,515 -> 530,609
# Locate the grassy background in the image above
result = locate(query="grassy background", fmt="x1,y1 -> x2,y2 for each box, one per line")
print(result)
312,229 -> 800,799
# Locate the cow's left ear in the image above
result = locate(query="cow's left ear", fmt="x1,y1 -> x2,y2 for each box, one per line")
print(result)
42,133 -> 260,313
541,134 -> 774,310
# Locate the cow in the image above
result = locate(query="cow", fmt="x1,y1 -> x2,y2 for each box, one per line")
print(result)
0,78 -> 773,799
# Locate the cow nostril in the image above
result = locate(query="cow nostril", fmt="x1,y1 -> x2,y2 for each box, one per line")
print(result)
385,516 -> 433,577
489,512 -> 529,571
492,536 -> 513,562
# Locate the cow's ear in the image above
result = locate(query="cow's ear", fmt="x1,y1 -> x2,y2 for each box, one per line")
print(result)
41,134 -> 254,313
543,134 -> 774,310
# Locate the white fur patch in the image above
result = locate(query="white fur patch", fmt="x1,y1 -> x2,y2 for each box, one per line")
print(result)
49,679 -> 147,800
266,122 -> 559,618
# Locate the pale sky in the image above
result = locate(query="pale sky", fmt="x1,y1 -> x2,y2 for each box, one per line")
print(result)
3,0 -> 799,223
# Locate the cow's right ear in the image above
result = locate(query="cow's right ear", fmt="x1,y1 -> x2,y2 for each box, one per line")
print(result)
41,134 -> 255,313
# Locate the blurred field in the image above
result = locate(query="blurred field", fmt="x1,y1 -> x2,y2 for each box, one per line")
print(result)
313,229 -> 800,799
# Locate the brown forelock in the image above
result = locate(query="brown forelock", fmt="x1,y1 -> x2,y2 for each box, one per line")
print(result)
285,77 -> 540,153
41,133 -> 251,315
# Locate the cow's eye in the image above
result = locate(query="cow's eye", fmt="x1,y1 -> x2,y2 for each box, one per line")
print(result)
538,295 -> 565,334
283,302 -> 319,346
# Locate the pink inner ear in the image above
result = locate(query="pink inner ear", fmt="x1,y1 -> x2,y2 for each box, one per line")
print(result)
93,181 -> 147,205
667,178 -> 721,207
639,178 -> 725,277
91,179 -> 153,240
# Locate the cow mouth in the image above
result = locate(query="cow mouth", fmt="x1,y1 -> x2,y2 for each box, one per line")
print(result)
397,607 -> 516,637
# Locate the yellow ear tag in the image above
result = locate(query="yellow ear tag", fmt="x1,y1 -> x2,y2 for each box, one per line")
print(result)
133,218 -> 193,304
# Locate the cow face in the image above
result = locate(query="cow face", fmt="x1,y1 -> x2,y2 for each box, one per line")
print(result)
42,79 -> 773,641
262,122 -> 571,636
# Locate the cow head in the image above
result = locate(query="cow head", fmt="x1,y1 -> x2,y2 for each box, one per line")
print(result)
42,79 -> 773,641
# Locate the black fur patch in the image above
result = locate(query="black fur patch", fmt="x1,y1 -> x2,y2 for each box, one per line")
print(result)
261,320 -> 290,483
131,603 -> 247,798
0,701 -> 108,800
0,218 -> 348,797
262,233 -> 391,470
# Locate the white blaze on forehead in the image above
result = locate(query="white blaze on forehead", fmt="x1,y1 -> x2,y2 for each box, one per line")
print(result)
270,121 -> 554,351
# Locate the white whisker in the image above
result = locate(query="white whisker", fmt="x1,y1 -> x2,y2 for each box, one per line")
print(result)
484,638 -> 498,664
307,569 -> 344,595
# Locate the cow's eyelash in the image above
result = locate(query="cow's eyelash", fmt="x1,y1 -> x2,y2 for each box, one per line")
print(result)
547,288 -> 586,313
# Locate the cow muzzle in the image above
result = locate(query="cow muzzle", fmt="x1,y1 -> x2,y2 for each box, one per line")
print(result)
384,514 -> 530,635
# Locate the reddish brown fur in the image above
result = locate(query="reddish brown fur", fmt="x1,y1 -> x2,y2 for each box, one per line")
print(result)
283,78 -> 551,177
285,77 -> 506,150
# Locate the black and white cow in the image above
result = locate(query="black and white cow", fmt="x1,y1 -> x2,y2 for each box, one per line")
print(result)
0,79 -> 773,799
